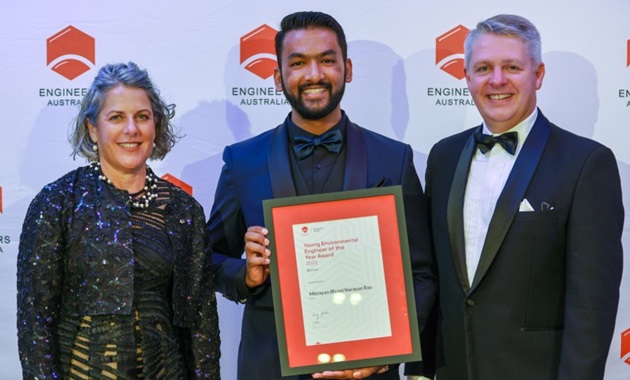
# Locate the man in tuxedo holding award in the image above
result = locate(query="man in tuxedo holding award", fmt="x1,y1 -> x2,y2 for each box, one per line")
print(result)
425,14 -> 624,380
207,10 -> 436,380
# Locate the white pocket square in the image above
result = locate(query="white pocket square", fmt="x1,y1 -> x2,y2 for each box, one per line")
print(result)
519,199 -> 534,212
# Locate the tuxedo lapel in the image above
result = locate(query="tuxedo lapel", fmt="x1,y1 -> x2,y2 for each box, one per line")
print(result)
268,119 -> 369,197
268,122 -> 297,198
447,132 -> 477,292
343,121 -> 368,190
470,112 -> 551,290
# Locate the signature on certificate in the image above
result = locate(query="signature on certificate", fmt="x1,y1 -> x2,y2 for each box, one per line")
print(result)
312,311 -> 330,328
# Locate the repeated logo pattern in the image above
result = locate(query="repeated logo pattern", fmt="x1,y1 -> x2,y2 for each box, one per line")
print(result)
622,328 -> 630,365
46,25 -> 95,80
436,25 -> 469,80
161,174 -> 192,196
240,24 -> 278,80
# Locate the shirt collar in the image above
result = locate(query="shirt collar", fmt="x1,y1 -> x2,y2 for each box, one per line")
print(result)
286,110 -> 348,141
482,107 -> 538,155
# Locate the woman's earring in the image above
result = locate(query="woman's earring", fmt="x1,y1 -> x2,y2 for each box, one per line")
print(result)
92,144 -> 98,152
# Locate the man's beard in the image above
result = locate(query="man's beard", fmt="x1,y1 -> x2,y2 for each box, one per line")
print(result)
282,78 -> 346,121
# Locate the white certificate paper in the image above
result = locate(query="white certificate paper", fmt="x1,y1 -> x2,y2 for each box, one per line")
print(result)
293,215 -> 392,346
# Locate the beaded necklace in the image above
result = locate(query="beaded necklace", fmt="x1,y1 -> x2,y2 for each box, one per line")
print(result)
90,162 -> 158,209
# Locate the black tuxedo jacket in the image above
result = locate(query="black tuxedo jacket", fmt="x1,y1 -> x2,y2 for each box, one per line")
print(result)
208,114 -> 435,380
425,110 -> 624,380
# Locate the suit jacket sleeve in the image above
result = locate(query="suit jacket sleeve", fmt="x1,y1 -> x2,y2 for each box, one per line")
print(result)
559,146 -> 624,379
402,147 -> 437,327
17,184 -> 65,378
207,145 -> 251,302
401,146 -> 438,378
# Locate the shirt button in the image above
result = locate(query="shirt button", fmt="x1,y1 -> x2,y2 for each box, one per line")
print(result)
316,164 -> 322,169
466,299 -> 475,306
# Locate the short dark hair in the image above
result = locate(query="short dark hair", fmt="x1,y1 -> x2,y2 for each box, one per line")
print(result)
274,11 -> 347,67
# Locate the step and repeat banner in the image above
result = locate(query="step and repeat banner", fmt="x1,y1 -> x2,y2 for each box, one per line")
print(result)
1,1 -> 629,378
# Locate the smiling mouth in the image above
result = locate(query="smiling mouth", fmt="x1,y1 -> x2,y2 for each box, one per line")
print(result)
489,94 -> 512,100
304,88 -> 326,94
118,143 -> 141,148
300,82 -> 331,95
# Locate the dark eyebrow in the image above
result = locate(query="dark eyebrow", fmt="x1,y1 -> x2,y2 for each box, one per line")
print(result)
286,49 -> 338,61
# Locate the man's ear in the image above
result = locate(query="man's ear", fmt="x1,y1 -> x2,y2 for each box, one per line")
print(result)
344,58 -> 353,83
273,67 -> 283,92
534,62 -> 545,90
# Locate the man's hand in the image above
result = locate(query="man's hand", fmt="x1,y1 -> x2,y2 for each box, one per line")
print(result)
244,226 -> 271,288
312,366 -> 386,379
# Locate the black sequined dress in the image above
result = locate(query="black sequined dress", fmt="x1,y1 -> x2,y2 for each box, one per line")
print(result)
17,166 -> 220,379
58,195 -> 188,379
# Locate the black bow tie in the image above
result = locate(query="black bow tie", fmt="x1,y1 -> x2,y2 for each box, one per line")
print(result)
293,129 -> 343,159
473,131 -> 518,155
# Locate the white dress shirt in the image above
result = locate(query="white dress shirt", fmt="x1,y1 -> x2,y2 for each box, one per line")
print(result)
463,109 -> 537,286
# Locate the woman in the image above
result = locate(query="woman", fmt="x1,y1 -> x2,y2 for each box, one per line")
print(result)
17,62 -> 220,379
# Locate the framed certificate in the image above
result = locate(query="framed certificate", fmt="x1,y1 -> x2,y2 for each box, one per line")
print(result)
263,185 -> 421,376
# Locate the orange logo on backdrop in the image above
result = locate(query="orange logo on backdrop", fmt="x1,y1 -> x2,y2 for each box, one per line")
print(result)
627,40 -> 630,67
161,174 -> 192,196
240,24 -> 278,79
622,328 -> 630,365
0,186 -> 3,213
436,25 -> 469,80
47,26 -> 95,80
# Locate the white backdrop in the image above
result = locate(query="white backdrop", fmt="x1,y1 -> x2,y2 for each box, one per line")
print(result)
1,1 -> 629,379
